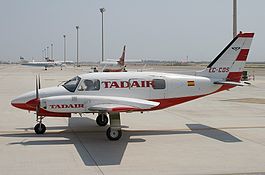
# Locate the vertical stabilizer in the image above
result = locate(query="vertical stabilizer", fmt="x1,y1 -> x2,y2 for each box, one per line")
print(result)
197,32 -> 254,82
117,45 -> 126,66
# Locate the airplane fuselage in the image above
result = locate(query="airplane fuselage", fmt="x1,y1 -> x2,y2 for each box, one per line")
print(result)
12,72 -> 221,113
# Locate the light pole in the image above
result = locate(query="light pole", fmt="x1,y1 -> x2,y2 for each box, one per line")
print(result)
76,26 -> 80,67
233,0 -> 237,38
44,48 -> 46,59
47,46 -> 49,59
51,43 -> 54,60
100,8 -> 105,62
63,35 -> 66,63
42,49 -> 45,59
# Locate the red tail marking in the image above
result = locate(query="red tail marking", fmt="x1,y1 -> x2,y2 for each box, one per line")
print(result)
226,72 -> 242,82
237,33 -> 254,38
236,49 -> 249,61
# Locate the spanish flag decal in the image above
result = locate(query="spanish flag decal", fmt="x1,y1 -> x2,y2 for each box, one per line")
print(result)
187,81 -> 195,86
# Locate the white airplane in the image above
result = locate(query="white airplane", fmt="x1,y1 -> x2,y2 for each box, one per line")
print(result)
11,32 -> 254,140
20,57 -> 73,70
20,57 -> 60,70
99,45 -> 126,72
44,57 -> 75,65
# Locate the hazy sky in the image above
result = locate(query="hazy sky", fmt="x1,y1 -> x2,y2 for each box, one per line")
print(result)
0,0 -> 264,62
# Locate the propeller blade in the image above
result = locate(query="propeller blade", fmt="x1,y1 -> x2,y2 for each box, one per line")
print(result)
36,106 -> 39,117
36,75 -> 39,99
38,74 -> 41,89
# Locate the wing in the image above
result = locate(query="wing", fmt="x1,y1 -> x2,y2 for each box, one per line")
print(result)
41,95 -> 160,113
88,97 -> 159,112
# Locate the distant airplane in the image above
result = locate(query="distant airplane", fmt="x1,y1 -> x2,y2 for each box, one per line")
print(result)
99,45 -> 127,72
20,57 -> 74,70
12,32 -> 254,141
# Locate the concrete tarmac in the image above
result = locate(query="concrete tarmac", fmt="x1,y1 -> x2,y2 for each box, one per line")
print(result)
0,64 -> 265,175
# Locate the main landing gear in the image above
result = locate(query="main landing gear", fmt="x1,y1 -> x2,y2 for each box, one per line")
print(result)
96,113 -> 108,126
96,112 -> 122,141
34,117 -> 46,134
32,113 -> 122,141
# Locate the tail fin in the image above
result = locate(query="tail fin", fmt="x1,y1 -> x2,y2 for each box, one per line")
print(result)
45,57 -> 55,62
19,56 -> 28,63
197,32 -> 254,82
117,45 -> 126,66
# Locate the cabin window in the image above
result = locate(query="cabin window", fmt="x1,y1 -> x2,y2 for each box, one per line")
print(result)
62,76 -> 81,92
153,79 -> 166,89
78,79 -> 100,91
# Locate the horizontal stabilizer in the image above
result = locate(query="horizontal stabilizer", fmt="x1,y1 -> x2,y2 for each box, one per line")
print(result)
213,81 -> 250,86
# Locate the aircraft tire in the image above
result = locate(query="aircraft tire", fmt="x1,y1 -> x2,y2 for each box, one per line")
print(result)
106,127 -> 122,141
34,123 -> 46,134
96,114 -> 108,126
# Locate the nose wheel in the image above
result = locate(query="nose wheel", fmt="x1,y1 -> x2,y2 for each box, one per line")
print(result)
96,113 -> 108,126
34,123 -> 46,134
34,116 -> 46,134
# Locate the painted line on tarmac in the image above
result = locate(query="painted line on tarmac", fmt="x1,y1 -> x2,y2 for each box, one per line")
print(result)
1,125 -> 265,134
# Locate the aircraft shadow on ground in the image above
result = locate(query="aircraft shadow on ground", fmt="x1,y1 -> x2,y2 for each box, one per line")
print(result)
0,117 -> 241,166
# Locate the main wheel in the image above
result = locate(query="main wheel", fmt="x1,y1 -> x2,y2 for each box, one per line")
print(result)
96,114 -> 108,126
106,127 -> 122,141
34,123 -> 46,134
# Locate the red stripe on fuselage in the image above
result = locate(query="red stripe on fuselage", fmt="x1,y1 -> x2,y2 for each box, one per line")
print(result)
236,49 -> 249,61
112,107 -> 139,112
149,83 -> 237,110
11,103 -> 71,117
11,103 -> 35,111
150,95 -> 205,110
38,108 -> 71,117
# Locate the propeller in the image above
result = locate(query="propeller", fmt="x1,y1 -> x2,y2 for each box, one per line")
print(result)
35,75 -> 41,119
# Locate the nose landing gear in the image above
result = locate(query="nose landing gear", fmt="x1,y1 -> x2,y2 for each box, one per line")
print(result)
34,123 -> 46,134
34,116 -> 46,134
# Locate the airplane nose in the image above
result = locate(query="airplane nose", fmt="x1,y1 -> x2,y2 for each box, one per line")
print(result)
11,97 -> 25,109
11,91 -> 36,110
11,86 -> 68,110
11,99 -> 17,107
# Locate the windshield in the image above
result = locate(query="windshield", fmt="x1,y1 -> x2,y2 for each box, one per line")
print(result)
62,76 -> 81,92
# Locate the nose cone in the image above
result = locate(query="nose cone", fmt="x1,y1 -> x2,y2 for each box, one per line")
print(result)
11,99 -> 25,109
11,86 -> 70,110
11,91 -> 36,110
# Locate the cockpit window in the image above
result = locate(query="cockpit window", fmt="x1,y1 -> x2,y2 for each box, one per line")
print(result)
78,79 -> 100,91
62,76 -> 81,92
